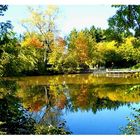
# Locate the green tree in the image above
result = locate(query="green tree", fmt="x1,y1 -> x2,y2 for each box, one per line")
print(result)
0,30 -> 37,76
108,5 -> 140,37
66,28 -> 78,50
0,5 -> 37,76
105,28 -> 125,43
95,41 -> 120,68
117,37 -> 140,67
89,26 -> 106,42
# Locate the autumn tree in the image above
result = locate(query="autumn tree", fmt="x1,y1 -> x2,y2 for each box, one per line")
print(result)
48,37 -> 66,73
67,29 -> 96,70
21,5 -> 59,65
75,31 -> 89,65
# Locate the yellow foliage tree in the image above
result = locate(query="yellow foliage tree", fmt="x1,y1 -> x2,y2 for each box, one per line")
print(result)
21,5 -> 59,62
22,34 -> 43,48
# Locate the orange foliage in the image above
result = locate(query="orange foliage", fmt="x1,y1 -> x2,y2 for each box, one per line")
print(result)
30,37 -> 43,48
76,85 -> 89,108
23,36 -> 43,48
56,37 -> 66,47
29,101 -> 43,112
74,32 -> 89,63
56,94 -> 67,109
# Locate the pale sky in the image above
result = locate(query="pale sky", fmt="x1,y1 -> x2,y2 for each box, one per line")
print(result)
0,5 -> 117,37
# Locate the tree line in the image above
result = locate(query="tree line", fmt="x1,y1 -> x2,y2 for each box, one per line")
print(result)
0,5 -> 140,76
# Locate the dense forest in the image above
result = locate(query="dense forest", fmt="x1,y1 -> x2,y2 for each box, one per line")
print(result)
0,5 -> 140,77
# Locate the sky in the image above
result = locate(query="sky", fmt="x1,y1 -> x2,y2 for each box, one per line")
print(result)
0,5 -> 117,37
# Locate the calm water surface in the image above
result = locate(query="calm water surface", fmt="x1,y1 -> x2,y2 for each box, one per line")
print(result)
0,74 -> 140,134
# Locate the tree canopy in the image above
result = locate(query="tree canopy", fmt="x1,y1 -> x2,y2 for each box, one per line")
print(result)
108,5 -> 140,37
0,5 -> 140,77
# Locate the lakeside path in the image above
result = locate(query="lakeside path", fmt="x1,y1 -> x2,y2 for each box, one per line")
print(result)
93,69 -> 140,74
106,69 -> 140,74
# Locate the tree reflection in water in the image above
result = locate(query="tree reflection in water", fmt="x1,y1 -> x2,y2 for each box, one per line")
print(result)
0,80 -> 71,134
0,77 -> 140,134
0,80 -> 35,134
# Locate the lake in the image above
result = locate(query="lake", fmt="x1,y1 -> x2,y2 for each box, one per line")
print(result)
0,74 -> 140,134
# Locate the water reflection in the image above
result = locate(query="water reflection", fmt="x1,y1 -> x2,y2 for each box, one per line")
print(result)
0,74 -> 140,134
0,80 -> 35,134
17,83 -> 140,113
0,80 -> 71,135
